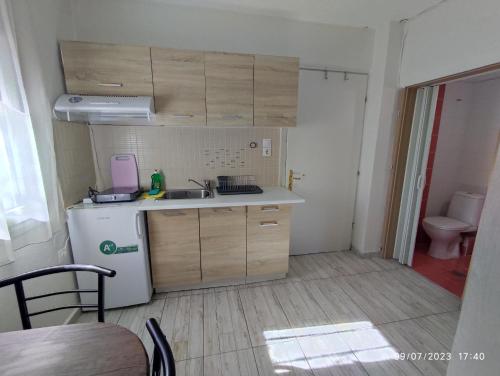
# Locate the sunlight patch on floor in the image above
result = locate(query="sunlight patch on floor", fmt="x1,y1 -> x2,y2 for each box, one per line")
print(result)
263,322 -> 398,371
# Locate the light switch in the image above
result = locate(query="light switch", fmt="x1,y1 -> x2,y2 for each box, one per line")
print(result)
263,138 -> 272,157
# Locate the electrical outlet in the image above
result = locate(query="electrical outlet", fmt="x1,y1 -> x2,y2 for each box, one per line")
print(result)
262,138 -> 272,157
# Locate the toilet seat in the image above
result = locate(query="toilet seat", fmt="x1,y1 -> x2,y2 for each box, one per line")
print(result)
423,216 -> 470,231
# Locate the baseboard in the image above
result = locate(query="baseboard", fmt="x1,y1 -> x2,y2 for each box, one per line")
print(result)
63,308 -> 81,325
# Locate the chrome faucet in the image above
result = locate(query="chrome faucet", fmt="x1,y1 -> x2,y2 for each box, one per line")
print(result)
188,178 -> 211,191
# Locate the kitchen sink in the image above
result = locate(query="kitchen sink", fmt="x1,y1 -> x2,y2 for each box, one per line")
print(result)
164,189 -> 212,199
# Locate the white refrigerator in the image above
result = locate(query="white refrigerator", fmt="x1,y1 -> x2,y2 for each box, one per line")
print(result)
67,205 -> 152,309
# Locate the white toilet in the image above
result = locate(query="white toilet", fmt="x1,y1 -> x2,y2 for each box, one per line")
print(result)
423,191 -> 485,259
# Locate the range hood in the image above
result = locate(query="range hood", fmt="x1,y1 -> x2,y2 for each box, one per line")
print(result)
54,94 -> 154,125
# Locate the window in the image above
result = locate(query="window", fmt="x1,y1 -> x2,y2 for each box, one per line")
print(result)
0,0 -> 51,264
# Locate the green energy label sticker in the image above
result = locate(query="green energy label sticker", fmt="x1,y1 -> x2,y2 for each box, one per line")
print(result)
99,240 -> 138,255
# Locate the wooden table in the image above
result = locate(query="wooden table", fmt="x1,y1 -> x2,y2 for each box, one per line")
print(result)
0,323 -> 149,376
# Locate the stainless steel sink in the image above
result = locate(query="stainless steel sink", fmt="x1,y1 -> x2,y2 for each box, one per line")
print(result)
164,189 -> 212,199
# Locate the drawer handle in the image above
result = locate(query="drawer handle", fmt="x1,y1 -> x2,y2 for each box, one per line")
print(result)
261,206 -> 279,212
97,82 -> 123,87
161,211 -> 186,217
260,221 -> 278,227
173,114 -> 194,118
222,114 -> 243,120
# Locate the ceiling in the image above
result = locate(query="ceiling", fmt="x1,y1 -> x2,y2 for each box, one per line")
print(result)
151,0 -> 444,28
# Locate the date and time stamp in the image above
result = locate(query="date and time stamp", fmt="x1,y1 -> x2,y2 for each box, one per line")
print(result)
398,352 -> 486,361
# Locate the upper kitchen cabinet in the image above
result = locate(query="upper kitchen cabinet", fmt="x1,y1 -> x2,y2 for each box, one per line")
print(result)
254,55 -> 299,127
151,48 -> 206,126
59,41 -> 154,96
205,52 -> 254,127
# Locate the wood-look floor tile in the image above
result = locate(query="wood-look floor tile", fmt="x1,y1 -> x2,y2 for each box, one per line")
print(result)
297,332 -> 368,375
253,339 -> 313,375
176,357 -> 203,376
203,290 -> 251,356
302,279 -> 371,330
415,311 -> 460,350
288,253 -> 341,280
389,269 -> 461,313
161,294 -> 203,361
204,348 -> 258,376
339,327 -> 423,376
337,274 -> 409,324
378,320 -> 449,376
271,282 -> 330,328
239,286 -> 290,347
138,298 -> 167,358
77,308 -> 123,325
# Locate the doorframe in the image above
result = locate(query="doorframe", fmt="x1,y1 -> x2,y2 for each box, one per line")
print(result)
381,62 -> 500,259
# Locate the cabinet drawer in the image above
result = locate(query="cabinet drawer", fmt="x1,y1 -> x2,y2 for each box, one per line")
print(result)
148,209 -> 201,288
200,206 -> 246,282
247,205 -> 290,277
60,41 -> 154,96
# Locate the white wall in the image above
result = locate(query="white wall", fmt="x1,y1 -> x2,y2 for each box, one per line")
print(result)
460,79 -> 500,193
71,0 -> 374,72
352,21 -> 404,254
0,0 -> 77,332
427,79 -> 500,217
400,0 -> 500,86
447,146 -> 500,376
426,82 -> 471,216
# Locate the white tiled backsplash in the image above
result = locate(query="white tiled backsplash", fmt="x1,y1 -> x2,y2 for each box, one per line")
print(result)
90,126 -> 282,190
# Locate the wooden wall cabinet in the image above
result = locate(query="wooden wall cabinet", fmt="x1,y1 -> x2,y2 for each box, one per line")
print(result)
205,52 -> 254,127
148,209 -> 201,289
60,41 -> 153,96
199,206 -> 247,282
254,55 -> 299,127
247,205 -> 291,277
151,48 -> 206,126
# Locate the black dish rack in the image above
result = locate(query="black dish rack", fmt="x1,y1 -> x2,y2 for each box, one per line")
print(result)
216,175 -> 263,195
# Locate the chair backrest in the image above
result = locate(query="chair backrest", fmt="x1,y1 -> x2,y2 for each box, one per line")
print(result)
146,318 -> 176,376
0,264 -> 116,330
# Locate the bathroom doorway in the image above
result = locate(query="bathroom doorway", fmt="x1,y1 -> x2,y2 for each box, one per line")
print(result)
386,67 -> 500,298
411,74 -> 500,296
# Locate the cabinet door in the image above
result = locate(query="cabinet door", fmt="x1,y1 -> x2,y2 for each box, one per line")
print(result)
199,206 -> 246,282
205,52 -> 254,126
254,55 -> 299,127
247,205 -> 291,277
60,41 -> 153,96
151,48 -> 206,126
148,209 -> 201,288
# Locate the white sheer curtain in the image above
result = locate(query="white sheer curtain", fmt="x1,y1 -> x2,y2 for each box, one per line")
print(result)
0,0 -> 52,265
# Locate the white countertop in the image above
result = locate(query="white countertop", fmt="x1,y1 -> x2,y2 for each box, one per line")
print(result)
68,187 -> 304,211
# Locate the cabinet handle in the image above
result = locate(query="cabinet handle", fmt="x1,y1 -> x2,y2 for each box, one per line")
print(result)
261,206 -> 279,212
260,221 -> 278,227
161,211 -> 186,217
214,207 -> 233,212
173,114 -> 194,118
222,114 -> 243,120
97,82 -> 123,87
135,212 -> 143,239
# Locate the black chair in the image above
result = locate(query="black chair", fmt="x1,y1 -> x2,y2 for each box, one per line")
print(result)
146,318 -> 176,376
0,264 -> 116,330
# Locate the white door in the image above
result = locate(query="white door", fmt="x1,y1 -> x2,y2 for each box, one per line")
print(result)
394,86 -> 438,265
287,70 -> 367,255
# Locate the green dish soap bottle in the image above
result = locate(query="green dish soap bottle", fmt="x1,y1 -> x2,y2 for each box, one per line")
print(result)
149,169 -> 163,195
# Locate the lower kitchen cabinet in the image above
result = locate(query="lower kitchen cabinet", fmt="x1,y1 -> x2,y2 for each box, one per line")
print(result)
148,209 -> 201,288
247,204 -> 291,277
199,206 -> 247,282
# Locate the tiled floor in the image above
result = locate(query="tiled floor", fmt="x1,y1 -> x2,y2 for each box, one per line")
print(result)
78,251 -> 461,376
413,243 -> 470,296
